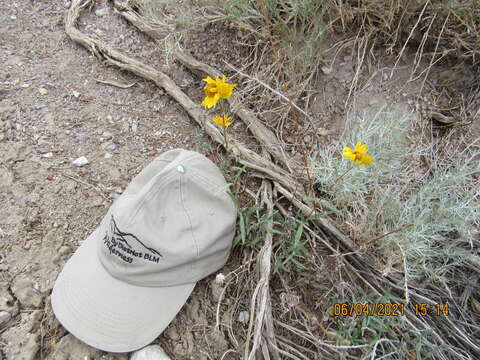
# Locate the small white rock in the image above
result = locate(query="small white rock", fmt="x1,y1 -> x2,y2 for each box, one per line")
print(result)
238,310 -> 249,324
95,8 -> 108,16
38,87 -> 48,95
104,153 -> 113,159
102,131 -> 113,139
41,152 -> 53,158
321,66 -> 333,75
131,345 -> 172,360
72,156 -> 89,167
72,90 -> 80,98
0,311 -> 11,326
131,122 -> 138,133
10,15 -> 17,20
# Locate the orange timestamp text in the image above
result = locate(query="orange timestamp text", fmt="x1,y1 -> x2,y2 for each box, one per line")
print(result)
332,303 -> 450,317
333,303 -> 405,316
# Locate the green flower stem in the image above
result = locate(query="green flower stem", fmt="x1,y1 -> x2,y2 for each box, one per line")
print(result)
219,100 -> 229,151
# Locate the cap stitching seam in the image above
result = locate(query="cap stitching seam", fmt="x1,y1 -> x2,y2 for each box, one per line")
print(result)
127,171 -> 177,226
179,173 -> 200,260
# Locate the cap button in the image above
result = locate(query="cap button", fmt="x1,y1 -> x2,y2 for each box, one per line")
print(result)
176,165 -> 185,173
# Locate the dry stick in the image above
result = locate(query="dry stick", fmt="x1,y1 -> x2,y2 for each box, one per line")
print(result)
223,62 -> 316,133
245,181 -> 279,360
389,0 -> 430,79
274,182 -> 354,248
418,13 -> 450,97
342,223 -> 414,254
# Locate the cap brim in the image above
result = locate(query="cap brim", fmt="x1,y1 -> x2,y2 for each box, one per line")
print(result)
51,227 -> 195,353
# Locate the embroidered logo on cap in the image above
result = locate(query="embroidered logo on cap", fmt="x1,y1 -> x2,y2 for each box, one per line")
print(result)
103,216 -> 163,264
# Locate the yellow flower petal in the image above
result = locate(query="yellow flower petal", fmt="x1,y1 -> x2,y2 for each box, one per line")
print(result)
342,141 -> 373,166
360,154 -> 373,166
201,93 -> 220,109
201,75 -> 237,106
202,76 -> 215,84
213,115 -> 232,127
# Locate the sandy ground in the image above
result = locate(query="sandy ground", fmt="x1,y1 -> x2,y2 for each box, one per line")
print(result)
0,1 -> 231,359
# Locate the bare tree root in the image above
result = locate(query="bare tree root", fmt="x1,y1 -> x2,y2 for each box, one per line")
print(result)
66,0 -> 354,253
244,180 -> 280,360
111,0 -> 299,176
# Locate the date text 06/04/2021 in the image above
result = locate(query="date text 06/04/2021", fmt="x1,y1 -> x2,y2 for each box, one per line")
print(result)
332,303 -> 450,317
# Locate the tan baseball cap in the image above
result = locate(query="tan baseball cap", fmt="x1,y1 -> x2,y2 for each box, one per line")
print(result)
51,149 -> 237,352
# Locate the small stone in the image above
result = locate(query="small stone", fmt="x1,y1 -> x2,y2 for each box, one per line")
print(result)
38,88 -> 48,95
131,122 -> 138,133
10,15 -> 17,20
104,153 -> 113,159
0,311 -> 11,326
41,152 -> 53,158
64,0 -> 71,8
165,326 -> 180,341
95,8 -> 108,16
238,311 -> 249,324
101,131 -> 113,139
130,345 -> 172,360
21,83 -> 30,88
76,134 -> 86,142
72,156 -> 89,167
37,145 -> 50,154
321,66 -> 333,75
106,144 -> 117,151
154,130 -> 164,136
72,91 -> 80,98
34,104 -> 46,110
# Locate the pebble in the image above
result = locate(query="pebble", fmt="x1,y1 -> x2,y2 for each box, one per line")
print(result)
0,311 -> 11,326
41,152 -> 53,158
76,134 -> 86,142
104,153 -> 113,159
64,0 -> 71,8
95,8 -> 108,16
72,91 -> 80,98
38,88 -> 48,95
72,156 -> 89,167
130,345 -> 172,360
106,144 -> 117,151
321,66 -> 333,75
238,310 -> 249,324
131,122 -> 138,133
102,131 -> 113,139
10,15 -> 17,20
37,145 -> 50,154
34,104 -> 46,110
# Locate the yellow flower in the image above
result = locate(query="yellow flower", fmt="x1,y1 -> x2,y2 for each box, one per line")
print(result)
201,75 -> 237,109
342,140 -> 373,166
213,115 -> 233,127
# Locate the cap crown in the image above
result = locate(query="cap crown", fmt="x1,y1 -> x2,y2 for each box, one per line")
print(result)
97,149 -> 236,286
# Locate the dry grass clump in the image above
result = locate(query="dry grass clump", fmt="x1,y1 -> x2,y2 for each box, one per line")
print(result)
328,0 -> 480,62
328,0 -> 480,121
